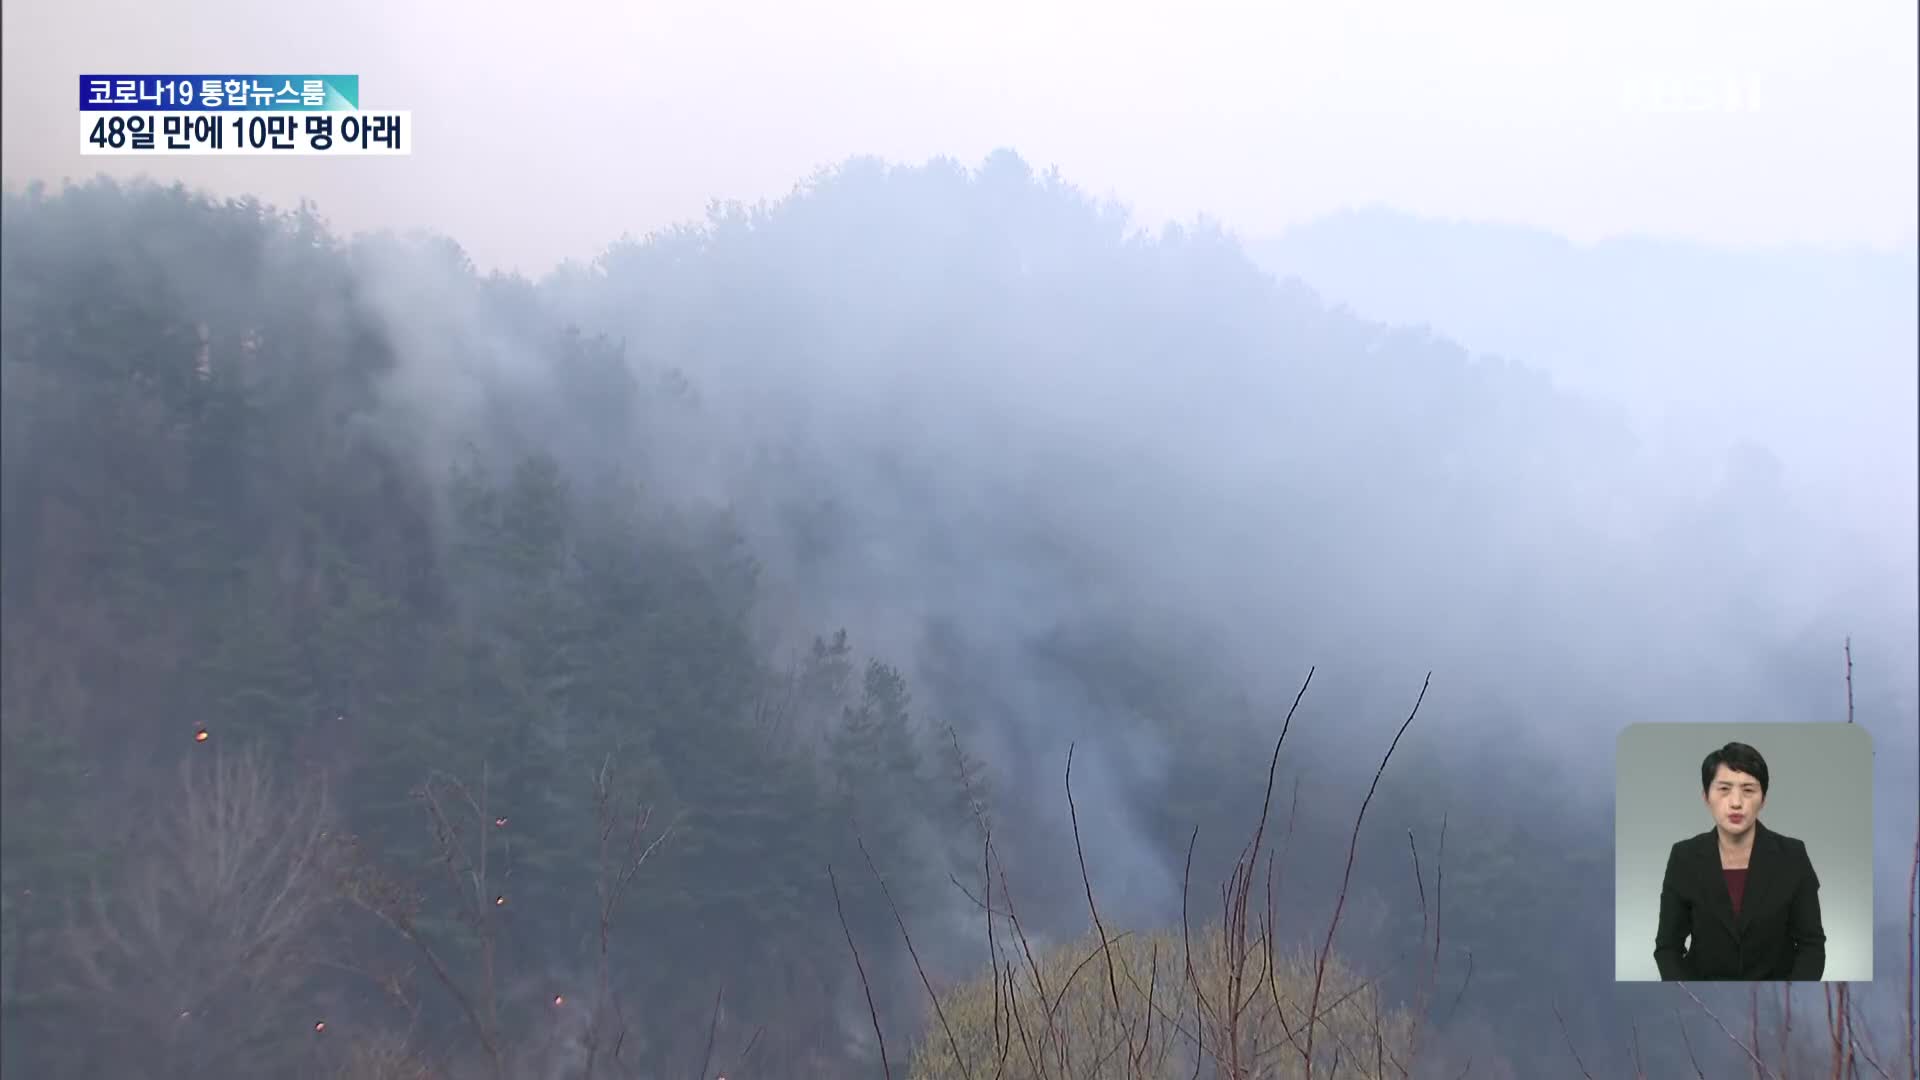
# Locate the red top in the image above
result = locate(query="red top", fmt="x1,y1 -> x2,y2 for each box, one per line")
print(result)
1723,868 -> 1749,918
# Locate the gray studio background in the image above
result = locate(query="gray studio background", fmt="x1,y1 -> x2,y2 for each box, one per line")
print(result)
1614,722 -> 1875,982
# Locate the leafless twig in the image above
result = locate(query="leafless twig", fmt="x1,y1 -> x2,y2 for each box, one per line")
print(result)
1303,672 -> 1430,1073
829,863 -> 891,1080
1552,998 -> 1595,1080
859,833 -> 974,1080
1679,983 -> 1779,1080
1065,742 -> 1134,1075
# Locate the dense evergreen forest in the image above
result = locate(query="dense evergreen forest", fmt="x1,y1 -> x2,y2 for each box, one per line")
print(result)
2,155 -> 1915,1078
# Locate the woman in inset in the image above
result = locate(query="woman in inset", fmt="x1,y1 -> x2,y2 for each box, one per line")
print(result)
1653,741 -> 1826,980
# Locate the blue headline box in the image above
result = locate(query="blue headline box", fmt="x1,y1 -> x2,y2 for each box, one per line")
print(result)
80,75 -> 360,111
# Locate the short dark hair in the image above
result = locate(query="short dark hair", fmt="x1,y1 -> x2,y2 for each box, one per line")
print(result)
1701,742 -> 1769,795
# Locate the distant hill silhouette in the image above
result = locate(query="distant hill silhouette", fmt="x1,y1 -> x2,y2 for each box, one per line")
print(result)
1251,208 -> 1918,579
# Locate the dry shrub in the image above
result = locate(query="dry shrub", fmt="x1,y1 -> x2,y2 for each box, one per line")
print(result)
59,744 -> 340,1079
331,1032 -> 438,1080
910,926 -> 1414,1080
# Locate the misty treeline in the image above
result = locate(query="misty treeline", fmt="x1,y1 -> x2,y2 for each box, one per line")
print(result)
2,154 -> 1915,1079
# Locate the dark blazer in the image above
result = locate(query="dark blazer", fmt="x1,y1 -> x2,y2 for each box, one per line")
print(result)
1653,820 -> 1825,981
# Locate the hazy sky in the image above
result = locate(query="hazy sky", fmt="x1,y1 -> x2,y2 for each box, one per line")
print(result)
4,0 -> 1916,274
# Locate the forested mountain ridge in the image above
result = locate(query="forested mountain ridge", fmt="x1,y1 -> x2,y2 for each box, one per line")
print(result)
2,157 -> 1914,1078
0,176 -> 980,1077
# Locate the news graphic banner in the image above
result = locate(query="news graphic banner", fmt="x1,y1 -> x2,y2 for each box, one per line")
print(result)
79,75 -> 409,156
